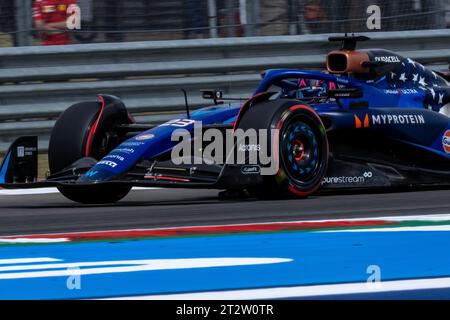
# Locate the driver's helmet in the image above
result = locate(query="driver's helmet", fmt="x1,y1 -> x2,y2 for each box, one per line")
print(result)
297,86 -> 326,100
295,78 -> 336,102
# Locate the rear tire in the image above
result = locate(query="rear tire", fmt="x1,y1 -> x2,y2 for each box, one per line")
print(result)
48,99 -> 132,204
237,99 -> 329,198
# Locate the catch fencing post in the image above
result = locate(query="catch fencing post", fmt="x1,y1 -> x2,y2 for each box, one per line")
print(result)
225,0 -> 236,37
208,0 -> 218,38
14,0 -> 33,46
244,0 -> 261,36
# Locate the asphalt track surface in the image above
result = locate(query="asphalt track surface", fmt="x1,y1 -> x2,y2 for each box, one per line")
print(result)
0,187 -> 448,236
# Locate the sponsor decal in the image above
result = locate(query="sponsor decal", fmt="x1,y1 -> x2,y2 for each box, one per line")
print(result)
374,56 -> 401,63
16,146 -> 25,158
333,92 -> 354,98
161,119 -> 196,128
354,114 -> 370,129
135,133 -> 155,141
322,171 -> 373,185
241,165 -> 261,175
385,89 -> 401,95
336,78 -> 349,84
443,130 -> 450,154
113,148 -> 135,154
104,155 -> 125,162
85,171 -> 98,177
16,146 -> 36,157
383,89 -> 419,95
371,114 -> 425,125
122,141 -> 145,147
97,160 -> 118,168
401,89 -> 419,94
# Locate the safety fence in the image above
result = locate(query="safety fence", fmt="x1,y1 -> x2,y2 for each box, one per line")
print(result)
0,29 -> 449,151
0,0 -> 449,47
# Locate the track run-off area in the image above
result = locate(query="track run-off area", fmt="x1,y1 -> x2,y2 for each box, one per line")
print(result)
0,187 -> 449,299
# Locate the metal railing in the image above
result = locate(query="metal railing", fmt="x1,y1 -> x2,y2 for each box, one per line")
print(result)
3,0 -> 448,47
0,29 -> 449,151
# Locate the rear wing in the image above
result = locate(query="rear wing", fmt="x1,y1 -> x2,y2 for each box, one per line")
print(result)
0,136 -> 38,184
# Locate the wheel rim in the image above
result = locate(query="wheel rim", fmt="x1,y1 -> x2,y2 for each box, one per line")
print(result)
281,120 -> 320,184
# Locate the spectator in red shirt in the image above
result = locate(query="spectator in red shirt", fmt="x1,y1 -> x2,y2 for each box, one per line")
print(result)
32,0 -> 77,45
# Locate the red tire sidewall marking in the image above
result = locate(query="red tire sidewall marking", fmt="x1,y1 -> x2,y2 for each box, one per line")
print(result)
84,96 -> 106,157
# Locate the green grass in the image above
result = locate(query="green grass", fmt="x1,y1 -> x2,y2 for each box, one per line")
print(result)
37,153 -> 49,179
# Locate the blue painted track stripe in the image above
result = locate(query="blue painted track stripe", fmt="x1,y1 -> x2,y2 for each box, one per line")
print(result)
0,230 -> 449,299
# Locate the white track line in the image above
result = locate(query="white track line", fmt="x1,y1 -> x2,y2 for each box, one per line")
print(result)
323,225 -> 450,232
0,258 -> 61,265
0,238 -> 69,244
0,187 -> 159,195
0,258 -> 292,280
0,188 -> 60,195
106,277 -> 450,300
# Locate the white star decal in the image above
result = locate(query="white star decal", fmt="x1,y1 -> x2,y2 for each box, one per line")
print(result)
407,58 -> 416,66
412,74 -> 419,82
418,77 -> 427,86
429,88 -> 436,99
399,73 -> 407,82
439,93 -> 444,104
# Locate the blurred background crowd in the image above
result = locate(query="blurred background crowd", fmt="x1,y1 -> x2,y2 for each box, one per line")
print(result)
0,0 -> 449,46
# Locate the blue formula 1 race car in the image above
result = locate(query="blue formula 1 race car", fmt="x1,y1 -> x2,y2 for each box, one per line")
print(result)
1,35 -> 449,204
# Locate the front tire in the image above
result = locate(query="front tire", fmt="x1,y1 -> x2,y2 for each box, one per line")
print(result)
48,97 -> 132,204
48,101 -> 101,174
